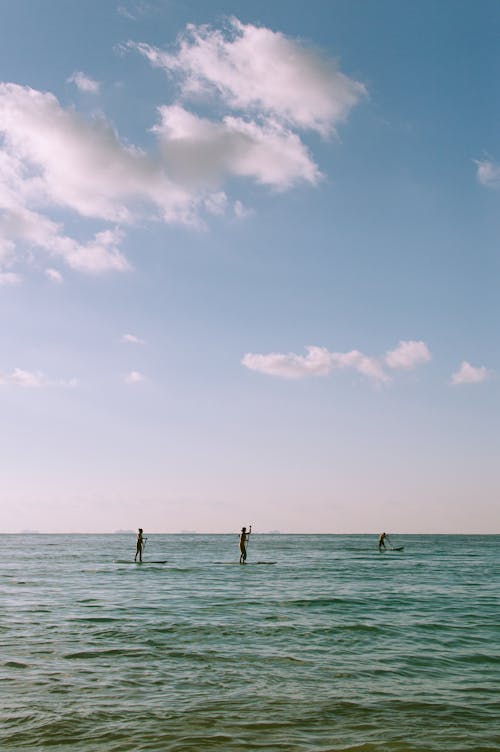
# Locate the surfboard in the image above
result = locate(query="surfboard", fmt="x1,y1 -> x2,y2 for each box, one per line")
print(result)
389,547 -> 404,552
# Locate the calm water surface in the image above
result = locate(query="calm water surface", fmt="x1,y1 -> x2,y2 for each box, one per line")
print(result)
1,534 -> 499,751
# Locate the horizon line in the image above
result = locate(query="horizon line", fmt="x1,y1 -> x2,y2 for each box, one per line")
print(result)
5,531 -> 500,536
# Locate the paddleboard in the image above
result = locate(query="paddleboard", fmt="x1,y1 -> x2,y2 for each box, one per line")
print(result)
213,561 -> 277,565
389,547 -> 404,552
114,560 -> 167,564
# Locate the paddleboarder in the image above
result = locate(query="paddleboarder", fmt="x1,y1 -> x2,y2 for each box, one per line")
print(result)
239,525 -> 252,564
378,531 -> 390,552
134,528 -> 147,562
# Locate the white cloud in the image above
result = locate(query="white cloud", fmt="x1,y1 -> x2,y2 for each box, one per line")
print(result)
0,206 -> 131,273
1,20 -> 365,280
242,345 -> 389,383
0,271 -> 21,286
0,368 -> 45,387
130,18 -> 366,135
125,370 -> 145,383
334,350 -> 389,383
45,268 -> 63,283
59,228 -> 131,273
152,105 -> 320,190
475,159 -> 500,188
233,200 -> 253,219
242,340 -> 432,384
67,71 -> 100,94
242,345 -> 334,379
203,190 -> 227,215
121,333 -> 145,345
0,368 -> 77,387
0,83 -> 191,224
385,340 -> 431,370
450,361 -> 492,385
0,81 -> 314,276
0,83 -> 195,274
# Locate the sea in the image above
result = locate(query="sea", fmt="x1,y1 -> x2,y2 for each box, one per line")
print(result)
1,534 -> 499,751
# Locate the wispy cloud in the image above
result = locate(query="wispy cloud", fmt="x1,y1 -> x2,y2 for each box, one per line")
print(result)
242,340 -> 431,384
45,268 -> 64,283
233,200 -> 253,219
0,368 -> 77,387
0,271 -> 21,286
67,71 -> 100,94
124,370 -> 145,384
475,159 -> 500,188
121,333 -> 145,345
450,361 -> 492,385
117,4 -> 137,20
117,1 -> 156,21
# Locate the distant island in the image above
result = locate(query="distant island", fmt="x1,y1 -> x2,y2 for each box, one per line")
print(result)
114,529 -> 134,534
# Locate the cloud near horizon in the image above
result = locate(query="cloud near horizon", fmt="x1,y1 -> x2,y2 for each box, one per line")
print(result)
241,340 -> 431,384
0,367 -> 77,387
121,333 -> 145,345
0,270 -> 21,285
125,370 -> 146,384
0,18 -> 364,281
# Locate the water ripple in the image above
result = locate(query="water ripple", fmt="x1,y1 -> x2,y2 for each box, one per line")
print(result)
1,534 -> 499,751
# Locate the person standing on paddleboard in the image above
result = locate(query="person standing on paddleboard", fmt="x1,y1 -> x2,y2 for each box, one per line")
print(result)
239,525 -> 251,564
134,528 -> 147,563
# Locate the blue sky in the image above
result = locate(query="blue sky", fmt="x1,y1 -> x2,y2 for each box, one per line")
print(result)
0,0 -> 498,533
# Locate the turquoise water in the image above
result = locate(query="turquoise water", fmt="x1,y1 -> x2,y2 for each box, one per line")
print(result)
1,534 -> 499,751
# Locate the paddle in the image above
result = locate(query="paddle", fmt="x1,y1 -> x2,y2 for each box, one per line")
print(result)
386,535 -> 404,551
